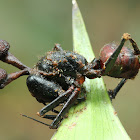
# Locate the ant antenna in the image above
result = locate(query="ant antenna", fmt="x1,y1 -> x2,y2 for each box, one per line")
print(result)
20,114 -> 50,127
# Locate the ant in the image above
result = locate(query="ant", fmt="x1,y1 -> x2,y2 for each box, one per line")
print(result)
0,33 -> 139,128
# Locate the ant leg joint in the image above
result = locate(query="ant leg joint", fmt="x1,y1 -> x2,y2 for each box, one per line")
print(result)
122,33 -> 131,40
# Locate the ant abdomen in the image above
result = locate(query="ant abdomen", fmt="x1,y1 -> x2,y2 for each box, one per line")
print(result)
100,43 -> 139,79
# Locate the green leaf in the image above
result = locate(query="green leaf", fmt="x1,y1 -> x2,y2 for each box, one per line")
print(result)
52,0 -> 131,139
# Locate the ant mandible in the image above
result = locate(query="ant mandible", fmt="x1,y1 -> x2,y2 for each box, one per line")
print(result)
0,33 -> 139,128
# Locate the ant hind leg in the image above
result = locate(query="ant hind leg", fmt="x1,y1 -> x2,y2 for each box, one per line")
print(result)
108,78 -> 127,100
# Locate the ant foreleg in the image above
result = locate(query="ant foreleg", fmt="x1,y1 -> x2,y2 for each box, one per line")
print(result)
43,103 -> 59,114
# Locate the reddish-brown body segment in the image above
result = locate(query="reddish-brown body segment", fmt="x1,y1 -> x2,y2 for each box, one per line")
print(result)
100,43 -> 139,79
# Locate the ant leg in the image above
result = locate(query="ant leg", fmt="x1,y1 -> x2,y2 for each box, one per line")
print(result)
53,44 -> 63,51
103,33 -> 131,75
76,87 -> 86,103
108,78 -> 127,100
37,85 -> 75,116
52,109 -> 59,114
49,87 -> 81,129
0,68 -> 29,89
42,115 -> 57,120
129,38 -> 140,55
76,96 -> 86,104
43,103 -> 59,114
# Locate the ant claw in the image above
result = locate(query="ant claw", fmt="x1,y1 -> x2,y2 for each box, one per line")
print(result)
108,89 -> 115,100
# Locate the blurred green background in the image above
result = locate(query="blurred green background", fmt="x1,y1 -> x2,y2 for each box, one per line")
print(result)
0,0 -> 140,139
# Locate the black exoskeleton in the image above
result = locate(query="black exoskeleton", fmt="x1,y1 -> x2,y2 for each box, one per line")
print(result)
0,33 -> 139,128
